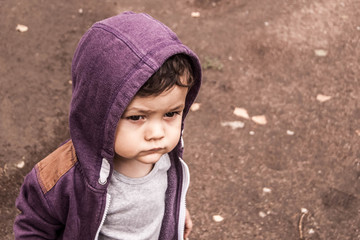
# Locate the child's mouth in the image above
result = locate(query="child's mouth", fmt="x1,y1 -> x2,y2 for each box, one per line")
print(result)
147,148 -> 164,152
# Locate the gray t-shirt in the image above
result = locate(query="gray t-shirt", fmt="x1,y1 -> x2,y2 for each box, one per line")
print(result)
99,154 -> 171,240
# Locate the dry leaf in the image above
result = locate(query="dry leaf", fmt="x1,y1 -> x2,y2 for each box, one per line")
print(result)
221,121 -> 244,130
251,115 -> 267,125
16,161 -> 25,169
16,24 -> 29,32
212,215 -> 224,222
233,107 -> 250,119
314,49 -> 328,57
190,103 -> 201,111
191,12 -> 200,18
316,94 -> 332,102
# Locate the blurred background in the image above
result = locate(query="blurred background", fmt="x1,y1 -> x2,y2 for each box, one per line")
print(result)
1,0 -> 359,239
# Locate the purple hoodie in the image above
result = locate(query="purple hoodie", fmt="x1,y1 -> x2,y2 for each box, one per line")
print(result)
14,12 -> 201,239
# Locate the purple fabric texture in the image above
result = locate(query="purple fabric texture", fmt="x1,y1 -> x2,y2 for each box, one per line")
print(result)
14,12 -> 201,239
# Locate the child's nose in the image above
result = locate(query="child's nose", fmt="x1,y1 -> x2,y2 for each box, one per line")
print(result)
145,120 -> 165,141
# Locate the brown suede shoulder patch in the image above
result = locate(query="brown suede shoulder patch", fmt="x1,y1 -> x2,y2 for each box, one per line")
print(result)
35,140 -> 77,194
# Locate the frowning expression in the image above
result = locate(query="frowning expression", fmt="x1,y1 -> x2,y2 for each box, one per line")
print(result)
114,84 -> 188,169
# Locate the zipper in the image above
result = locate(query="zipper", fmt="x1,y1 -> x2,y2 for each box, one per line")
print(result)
178,158 -> 190,240
94,193 -> 111,240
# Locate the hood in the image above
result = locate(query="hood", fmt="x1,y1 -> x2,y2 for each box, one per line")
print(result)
70,12 -> 201,189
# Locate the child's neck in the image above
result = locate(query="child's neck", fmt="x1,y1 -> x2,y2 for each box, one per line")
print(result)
113,157 -> 154,178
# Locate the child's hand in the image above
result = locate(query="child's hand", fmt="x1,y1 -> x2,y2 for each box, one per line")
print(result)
184,208 -> 193,239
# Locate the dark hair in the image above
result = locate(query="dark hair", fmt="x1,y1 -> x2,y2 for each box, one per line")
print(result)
136,54 -> 195,96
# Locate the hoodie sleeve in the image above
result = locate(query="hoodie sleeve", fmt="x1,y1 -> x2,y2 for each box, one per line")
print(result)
14,168 -> 63,239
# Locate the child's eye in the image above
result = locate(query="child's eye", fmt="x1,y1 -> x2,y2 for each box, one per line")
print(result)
126,115 -> 144,121
165,112 -> 180,118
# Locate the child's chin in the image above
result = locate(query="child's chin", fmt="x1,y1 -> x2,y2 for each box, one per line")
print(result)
139,153 -> 164,164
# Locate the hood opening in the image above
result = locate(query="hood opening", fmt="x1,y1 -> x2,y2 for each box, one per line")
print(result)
70,12 -> 201,189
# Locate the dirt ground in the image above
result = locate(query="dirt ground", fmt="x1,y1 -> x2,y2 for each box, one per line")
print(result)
1,0 -> 360,239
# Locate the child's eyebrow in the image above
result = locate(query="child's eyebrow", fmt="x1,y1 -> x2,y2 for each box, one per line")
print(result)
169,104 -> 185,112
125,104 -> 185,114
125,109 -> 153,115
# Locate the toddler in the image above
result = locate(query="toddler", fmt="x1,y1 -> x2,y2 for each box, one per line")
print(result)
14,12 -> 201,240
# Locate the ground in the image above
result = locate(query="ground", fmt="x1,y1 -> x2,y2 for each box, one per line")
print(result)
1,0 -> 360,239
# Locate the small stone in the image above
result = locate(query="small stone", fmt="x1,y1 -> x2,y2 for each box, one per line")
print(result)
78,8 -> 83,14
212,215 -> 224,222
259,211 -> 267,218
190,103 -> 201,111
355,130 -> 360,136
314,49 -> 328,57
191,12 -> 200,18
286,130 -> 295,135
68,80 -> 73,85
263,187 -> 272,193
249,131 -> 255,135
264,22 -> 269,26
357,26 -> 360,31
16,24 -> 29,32
16,161 -> 25,169
301,208 -> 308,214
309,228 -> 315,234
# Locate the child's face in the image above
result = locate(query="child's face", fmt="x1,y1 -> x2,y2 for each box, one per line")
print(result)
114,83 -> 188,167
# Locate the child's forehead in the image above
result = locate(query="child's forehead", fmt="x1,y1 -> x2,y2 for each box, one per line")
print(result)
123,85 -> 188,112
135,74 -> 191,98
